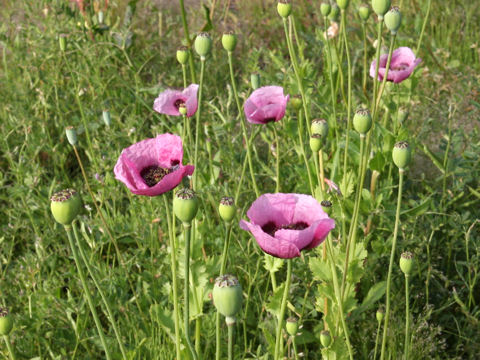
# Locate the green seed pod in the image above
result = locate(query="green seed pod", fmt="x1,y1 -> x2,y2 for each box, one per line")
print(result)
353,108 -> 372,135
176,46 -> 189,65
212,275 -> 242,320
321,200 -> 332,214
219,196 -> 236,223
310,134 -> 323,153
376,308 -> 384,322
320,330 -> 332,347
65,126 -> 77,146
311,119 -> 329,139
392,141 -> 411,169
251,73 -> 261,90
0,308 -> 13,336
358,4 -> 371,22
384,7 -> 402,34
173,188 -> 199,224
320,2 -> 331,17
194,32 -> 212,58
178,104 -> 187,116
400,251 -> 414,275
328,4 -> 340,21
398,107 -> 409,125
102,110 -> 111,127
290,95 -> 302,111
50,189 -> 82,225
286,317 -> 298,336
372,0 -> 391,18
336,0 -> 350,10
59,34 -> 67,52
222,31 -> 237,52
277,0 -> 292,18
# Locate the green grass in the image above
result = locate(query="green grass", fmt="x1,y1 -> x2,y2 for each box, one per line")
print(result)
1,0 -> 479,359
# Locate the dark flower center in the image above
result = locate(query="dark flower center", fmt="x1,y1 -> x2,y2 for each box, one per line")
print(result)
140,165 -> 172,187
392,63 -> 409,71
264,117 -> 276,123
174,99 -> 185,109
262,221 -> 309,236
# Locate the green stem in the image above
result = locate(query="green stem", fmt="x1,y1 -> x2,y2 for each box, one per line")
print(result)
373,319 -> 382,360
64,225 -> 112,360
324,17 -> 339,149
380,169 -> 405,360
273,125 -> 280,193
193,58 -> 205,189
228,323 -> 234,360
372,19 -> 384,114
178,0 -> 196,83
374,35 -> 397,114
292,336 -> 299,360
3,335 -> 15,360
404,274 -> 410,360
362,21 -> 368,98
183,224 -> 198,360
274,259 -> 292,360
416,0 -> 432,55
72,224 -> 127,360
182,63 -> 187,88
298,110 -> 315,195
341,10 -> 353,182
163,196 -> 181,360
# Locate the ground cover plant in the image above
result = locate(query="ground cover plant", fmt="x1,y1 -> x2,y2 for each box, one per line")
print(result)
1,0 -> 479,359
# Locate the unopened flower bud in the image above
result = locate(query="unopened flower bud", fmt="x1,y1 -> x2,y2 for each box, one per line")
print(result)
384,7 -> 401,34
59,34 -> 67,52
219,196 -> 236,223
336,0 -> 349,10
321,200 -> 332,214
50,189 -> 82,225
290,95 -> 302,111
372,0 -> 391,18
320,330 -> 332,347
277,0 -> 292,18
65,126 -> 77,145
328,4 -> 340,22
176,46 -> 189,65
392,141 -> 411,169
376,308 -> 384,322
173,188 -> 199,224
311,119 -> 329,139
358,4 -> 371,21
194,32 -> 212,58
320,3 -> 331,17
213,275 -> 242,324
400,251 -> 414,275
251,73 -> 261,90
0,308 -> 13,336
102,110 -> 111,127
353,108 -> 372,135
178,104 -> 187,116
222,31 -> 237,52
310,134 -> 323,153
286,317 -> 298,336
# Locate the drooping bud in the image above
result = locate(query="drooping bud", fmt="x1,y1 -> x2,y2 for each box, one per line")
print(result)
358,4 -> 371,22
222,31 -> 237,52
173,188 -> 199,224
277,0 -> 292,18
309,134 -> 323,153
59,34 -> 67,52
376,308 -> 384,322
311,119 -> 329,139
384,7 -> 402,34
328,4 -> 340,22
320,2 -> 332,17
176,46 -> 189,65
102,110 -> 111,127
251,73 -> 261,90
321,200 -> 332,214
353,108 -> 372,135
219,196 -> 236,223
392,141 -> 411,169
194,33 -> 212,58
290,95 -> 302,111
65,126 -> 78,146
286,317 -> 299,336
50,189 -> 82,225
212,274 -> 243,325
320,330 -> 332,347
336,0 -> 350,10
0,308 -> 13,336
400,251 -> 414,275
372,0 -> 391,18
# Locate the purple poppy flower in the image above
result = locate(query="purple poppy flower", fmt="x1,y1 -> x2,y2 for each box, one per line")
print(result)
239,193 -> 335,259
244,86 -> 289,124
114,133 -> 194,196
153,84 -> 199,117
370,47 -> 421,84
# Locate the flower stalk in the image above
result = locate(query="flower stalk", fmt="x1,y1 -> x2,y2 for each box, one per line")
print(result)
274,258 -> 292,360
3,336 -> 15,360
193,58 -> 206,189
341,9 -> 353,182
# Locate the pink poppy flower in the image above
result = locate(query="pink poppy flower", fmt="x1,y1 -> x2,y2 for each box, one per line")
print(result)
153,84 -> 199,117
244,86 -> 289,124
239,193 -> 335,259
114,133 -> 194,196
370,47 -> 421,84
